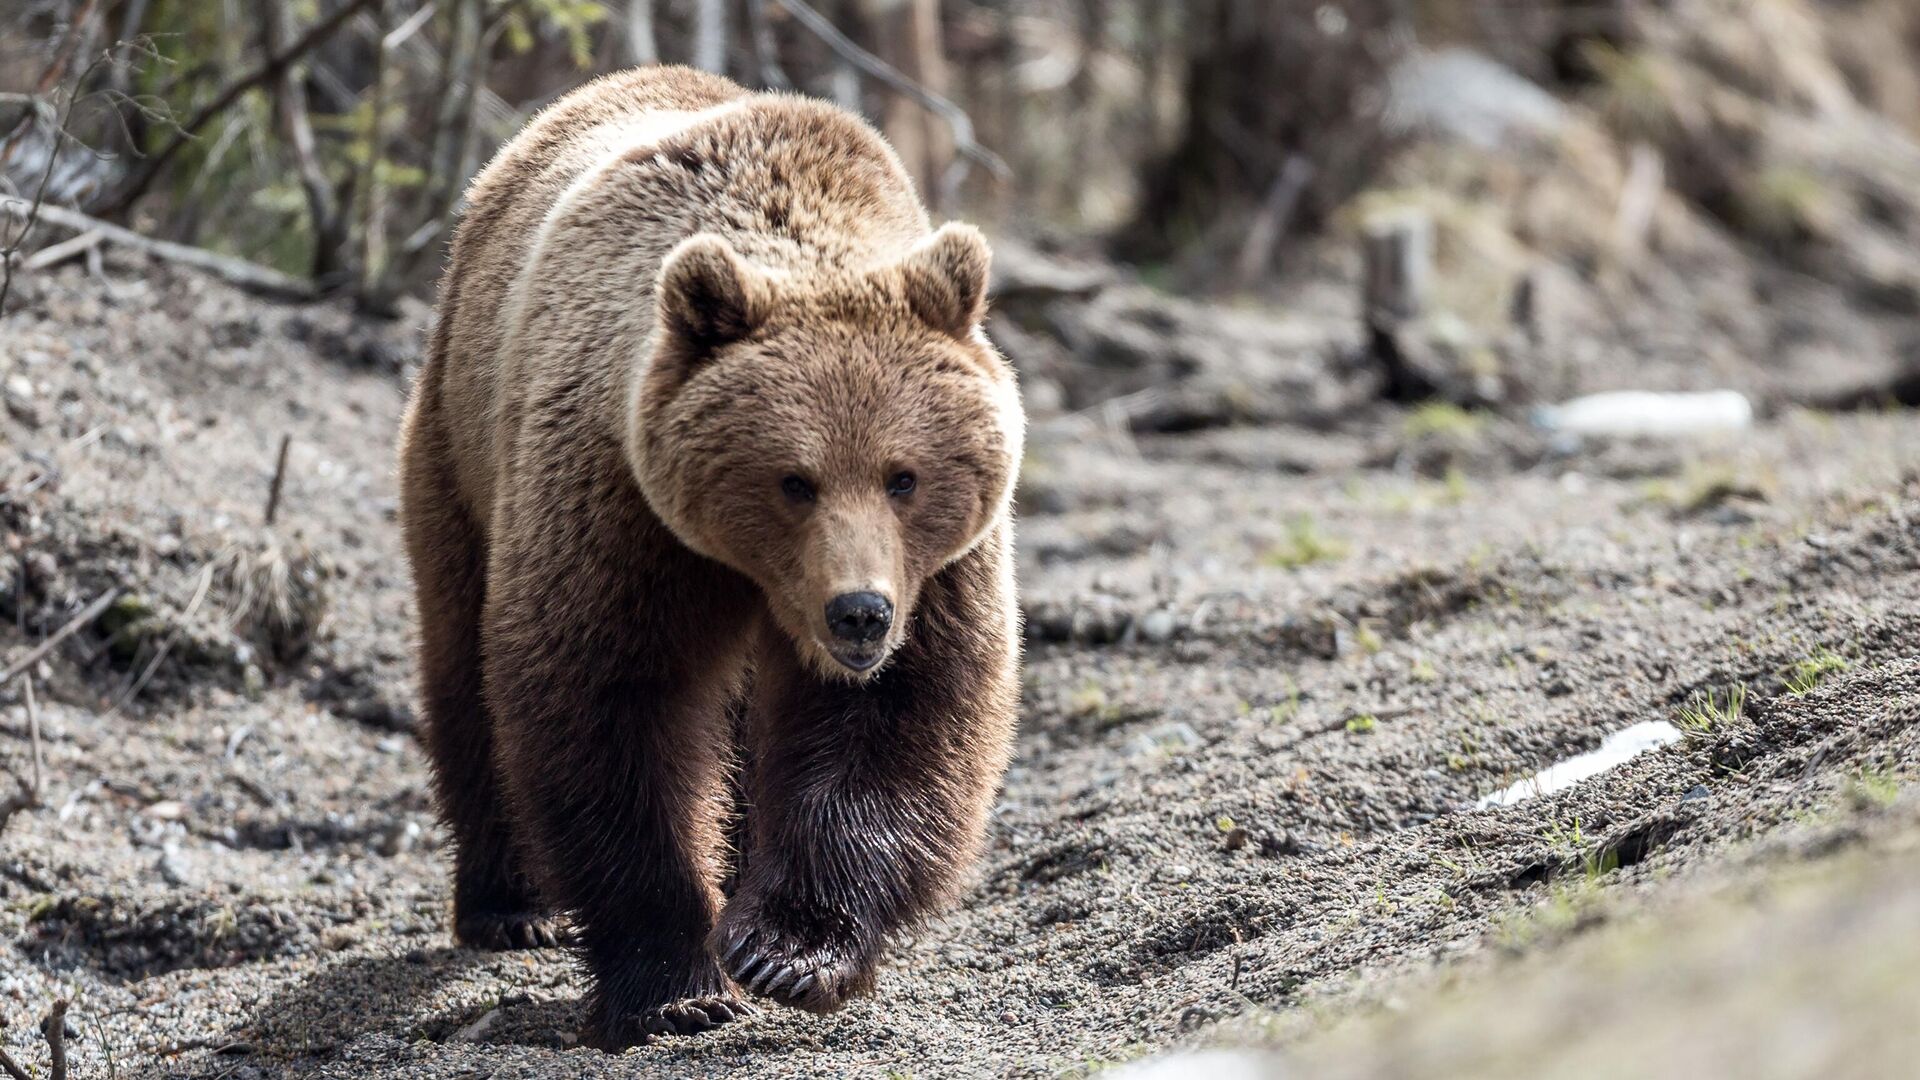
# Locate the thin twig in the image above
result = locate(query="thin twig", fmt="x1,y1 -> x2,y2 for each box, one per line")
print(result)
768,0 -> 1010,205
24,675 -> 41,802
0,586 -> 122,688
0,46 -> 108,315
100,0 -> 382,215
264,434 -> 292,527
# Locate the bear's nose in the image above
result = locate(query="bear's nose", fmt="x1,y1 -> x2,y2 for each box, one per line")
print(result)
826,591 -> 893,643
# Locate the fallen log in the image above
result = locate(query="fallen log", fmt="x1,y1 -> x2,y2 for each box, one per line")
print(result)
2,198 -> 316,299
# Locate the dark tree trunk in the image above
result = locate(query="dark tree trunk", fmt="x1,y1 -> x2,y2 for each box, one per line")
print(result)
1120,0 -> 1405,278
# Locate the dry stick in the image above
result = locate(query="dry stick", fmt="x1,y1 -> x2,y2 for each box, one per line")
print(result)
0,198 -> 317,299
0,1043 -> 30,1080
767,0 -> 1010,205
100,0 -> 381,216
23,675 -> 41,802
264,434 -> 293,527
0,586 -> 122,688
42,999 -> 69,1080
21,227 -> 104,271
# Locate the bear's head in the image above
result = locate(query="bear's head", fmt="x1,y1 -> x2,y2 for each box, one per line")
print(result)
628,223 -> 1022,680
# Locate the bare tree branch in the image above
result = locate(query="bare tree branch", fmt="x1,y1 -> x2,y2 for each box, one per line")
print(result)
0,46 -> 117,315
100,0 -> 382,216
768,0 -> 1010,205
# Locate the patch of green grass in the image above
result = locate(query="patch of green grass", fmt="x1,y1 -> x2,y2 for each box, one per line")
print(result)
1582,846 -> 1621,883
1410,657 -> 1440,683
1640,462 -> 1771,515
1345,714 -> 1378,735
1586,41 -> 1677,140
1845,767 -> 1899,810
1784,647 -> 1850,696
1354,622 -> 1385,654
1677,684 -> 1747,738
1494,876 -> 1607,950
1446,731 -> 1482,772
1736,165 -> 1834,244
1066,681 -> 1108,719
1543,816 -> 1587,858
1403,401 -> 1484,441
1262,516 -> 1349,570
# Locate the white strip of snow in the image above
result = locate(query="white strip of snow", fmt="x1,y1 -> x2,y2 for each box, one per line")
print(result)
1478,720 -> 1685,809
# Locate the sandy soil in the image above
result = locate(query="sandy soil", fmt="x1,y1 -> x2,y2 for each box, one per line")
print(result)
1,255 -> 1917,1078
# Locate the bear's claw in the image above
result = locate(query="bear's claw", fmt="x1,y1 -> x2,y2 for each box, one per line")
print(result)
455,911 -> 566,951
589,993 -> 753,1048
639,994 -> 752,1037
714,922 -> 868,1013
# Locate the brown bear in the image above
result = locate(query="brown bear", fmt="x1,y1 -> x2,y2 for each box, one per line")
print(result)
396,65 -> 1023,1048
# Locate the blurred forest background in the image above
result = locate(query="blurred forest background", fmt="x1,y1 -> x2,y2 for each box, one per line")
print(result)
4,1 -> 1919,340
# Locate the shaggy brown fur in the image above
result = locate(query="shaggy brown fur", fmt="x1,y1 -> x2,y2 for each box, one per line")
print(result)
397,65 -> 1023,1049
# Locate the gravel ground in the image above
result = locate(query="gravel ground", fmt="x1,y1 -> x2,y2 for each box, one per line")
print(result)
1,256 -> 1917,1078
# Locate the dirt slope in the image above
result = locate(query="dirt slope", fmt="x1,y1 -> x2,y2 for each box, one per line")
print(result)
1,255 -> 1917,1078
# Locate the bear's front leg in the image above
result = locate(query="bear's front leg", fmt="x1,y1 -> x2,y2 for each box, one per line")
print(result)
715,531 -> 1020,1012
486,522 -> 760,1048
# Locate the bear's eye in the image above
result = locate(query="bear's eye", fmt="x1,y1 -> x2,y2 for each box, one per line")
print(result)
780,475 -> 816,503
887,471 -> 917,497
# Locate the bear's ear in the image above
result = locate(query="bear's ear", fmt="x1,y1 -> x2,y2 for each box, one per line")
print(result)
654,234 -> 774,356
899,223 -> 991,339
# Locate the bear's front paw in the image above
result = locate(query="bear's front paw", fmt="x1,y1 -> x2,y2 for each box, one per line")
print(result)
454,910 -> 567,951
712,917 -> 874,1013
587,993 -> 753,1049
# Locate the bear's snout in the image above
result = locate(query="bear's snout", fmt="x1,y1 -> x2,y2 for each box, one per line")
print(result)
826,591 -> 894,649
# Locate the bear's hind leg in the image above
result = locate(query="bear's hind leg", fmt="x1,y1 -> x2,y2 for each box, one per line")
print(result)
400,421 -> 558,951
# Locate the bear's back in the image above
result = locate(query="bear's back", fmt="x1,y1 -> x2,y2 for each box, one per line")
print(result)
427,67 -> 931,525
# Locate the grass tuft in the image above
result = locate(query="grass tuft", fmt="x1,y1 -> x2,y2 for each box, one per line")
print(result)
1784,647 -> 1849,696
1677,684 -> 1747,737
1262,516 -> 1349,570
